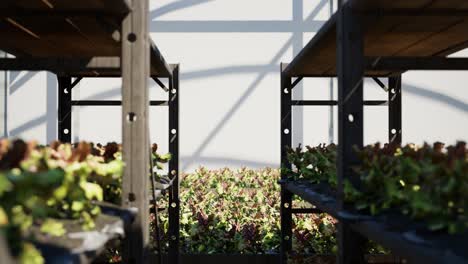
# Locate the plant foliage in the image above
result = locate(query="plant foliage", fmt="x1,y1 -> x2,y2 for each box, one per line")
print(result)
0,140 -> 124,263
286,142 -> 468,234
155,167 -> 337,255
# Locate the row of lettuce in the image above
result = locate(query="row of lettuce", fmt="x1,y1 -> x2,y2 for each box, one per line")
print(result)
160,167 -> 338,255
285,142 -> 468,234
0,139 -> 338,264
146,167 -> 389,264
0,139 -> 341,264
107,166 -> 342,263
0,140 -> 128,263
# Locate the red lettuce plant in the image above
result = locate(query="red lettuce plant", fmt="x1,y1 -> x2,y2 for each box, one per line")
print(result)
155,167 -> 337,255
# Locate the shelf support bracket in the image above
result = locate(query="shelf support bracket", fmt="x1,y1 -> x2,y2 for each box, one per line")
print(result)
290,76 -> 303,90
152,76 -> 169,92
70,77 -> 83,90
372,77 -> 388,92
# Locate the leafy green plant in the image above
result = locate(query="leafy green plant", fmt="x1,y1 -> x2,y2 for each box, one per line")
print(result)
287,142 -> 468,234
285,144 -> 337,187
0,139 -> 173,264
0,140 -> 125,263
353,142 -> 468,234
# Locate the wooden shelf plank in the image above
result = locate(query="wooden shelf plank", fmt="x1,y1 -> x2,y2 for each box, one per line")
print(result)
0,0 -> 171,78
428,0 -> 468,10
350,0 -> 434,10
4,16 -> 121,57
350,0 -> 468,11
0,19 -> 171,77
0,15 -> 120,57
0,0 -> 131,15
284,1 -> 468,77
0,19 -> 59,56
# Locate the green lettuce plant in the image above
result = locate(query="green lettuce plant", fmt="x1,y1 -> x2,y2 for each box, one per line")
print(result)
285,144 -> 337,187
286,142 -> 468,234
0,140 -> 125,263
354,142 -> 468,234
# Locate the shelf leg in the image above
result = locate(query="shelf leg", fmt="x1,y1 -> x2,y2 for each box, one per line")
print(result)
280,64 -> 293,264
168,65 -> 180,264
121,0 -> 151,262
388,75 -> 402,144
57,76 -> 72,143
336,5 -> 367,264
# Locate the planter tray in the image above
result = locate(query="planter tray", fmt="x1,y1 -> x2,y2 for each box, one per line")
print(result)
29,204 -> 136,264
149,253 -> 401,264
282,180 -> 468,264
282,180 -> 340,218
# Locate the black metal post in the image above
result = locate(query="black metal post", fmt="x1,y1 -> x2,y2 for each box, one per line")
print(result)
388,75 -> 402,144
336,5 -> 366,264
58,76 -> 72,143
168,65 -> 180,264
280,63 -> 293,264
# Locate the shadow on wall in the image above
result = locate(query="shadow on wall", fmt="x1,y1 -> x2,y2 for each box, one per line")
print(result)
403,84 -> 468,114
149,0 -> 330,171
9,72 -> 36,95
7,0 -> 468,170
9,0 -> 329,168
8,72 -> 57,142
181,155 -> 276,169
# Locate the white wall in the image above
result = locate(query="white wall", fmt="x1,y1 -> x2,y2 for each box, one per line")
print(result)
6,0 -> 468,172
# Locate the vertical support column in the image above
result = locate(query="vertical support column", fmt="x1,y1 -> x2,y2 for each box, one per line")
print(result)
0,234 -> 15,264
280,63 -> 293,264
336,5 -> 366,264
0,52 -> 7,138
168,65 -> 180,264
121,0 -> 150,262
388,75 -> 402,144
58,76 -> 72,143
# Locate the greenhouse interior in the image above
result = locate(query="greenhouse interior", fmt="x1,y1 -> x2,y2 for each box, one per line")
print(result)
0,0 -> 467,263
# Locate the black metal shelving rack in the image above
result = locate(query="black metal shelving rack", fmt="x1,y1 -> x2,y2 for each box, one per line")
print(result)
0,1 -> 180,263
280,1 -> 468,264
280,66 -> 402,264
56,65 -> 181,264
